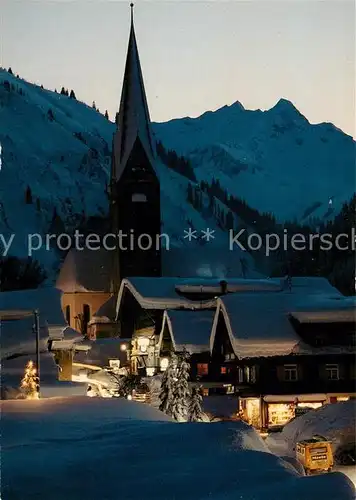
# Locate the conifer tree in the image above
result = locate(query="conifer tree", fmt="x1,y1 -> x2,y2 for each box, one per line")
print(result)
188,386 -> 205,422
159,353 -> 178,415
171,350 -> 190,422
47,108 -> 54,121
92,101 -> 97,110
8,67 -> 13,75
105,110 -> 109,120
20,361 -> 39,399
69,89 -> 76,99
60,87 -> 66,95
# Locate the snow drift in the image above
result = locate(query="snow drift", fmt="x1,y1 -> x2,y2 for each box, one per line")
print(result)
1,397 -> 355,499
266,400 -> 356,458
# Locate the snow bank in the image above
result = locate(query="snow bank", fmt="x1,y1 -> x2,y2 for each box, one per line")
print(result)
266,400 -> 356,458
1,398 -> 354,499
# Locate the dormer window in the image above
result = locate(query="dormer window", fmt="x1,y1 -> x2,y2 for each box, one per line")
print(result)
132,193 -> 147,202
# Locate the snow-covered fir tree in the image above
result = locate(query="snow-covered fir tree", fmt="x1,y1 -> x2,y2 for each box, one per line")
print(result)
171,350 -> 191,422
188,386 -> 205,422
20,361 -> 39,399
159,352 -> 178,416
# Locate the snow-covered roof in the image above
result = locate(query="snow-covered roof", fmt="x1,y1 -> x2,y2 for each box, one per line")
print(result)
290,296 -> 356,323
0,287 -> 82,359
210,277 -> 354,359
56,248 -> 112,293
160,309 -> 215,353
116,277 -> 217,314
0,286 -> 65,325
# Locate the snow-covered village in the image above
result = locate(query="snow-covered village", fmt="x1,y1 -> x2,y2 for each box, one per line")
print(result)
0,1 -> 355,499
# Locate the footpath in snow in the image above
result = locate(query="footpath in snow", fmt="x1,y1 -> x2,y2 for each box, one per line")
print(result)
1,397 -> 355,500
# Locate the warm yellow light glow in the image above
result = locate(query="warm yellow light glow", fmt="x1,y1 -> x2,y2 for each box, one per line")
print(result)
268,403 -> 294,426
137,336 -> 150,353
298,402 -> 322,409
120,344 -> 127,351
21,360 -> 39,399
160,357 -> 169,371
245,398 -> 261,428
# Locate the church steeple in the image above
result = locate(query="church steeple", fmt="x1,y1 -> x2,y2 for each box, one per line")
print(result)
110,4 -> 162,292
112,2 -> 156,182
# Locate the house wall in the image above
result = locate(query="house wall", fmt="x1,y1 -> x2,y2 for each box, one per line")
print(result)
60,292 -> 112,334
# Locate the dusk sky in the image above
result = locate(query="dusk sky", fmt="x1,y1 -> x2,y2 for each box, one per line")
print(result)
2,0 -> 355,137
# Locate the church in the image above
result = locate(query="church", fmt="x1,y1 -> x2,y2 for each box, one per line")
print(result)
56,4 -> 163,337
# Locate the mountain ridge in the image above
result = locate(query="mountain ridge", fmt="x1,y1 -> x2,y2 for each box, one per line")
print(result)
0,68 -> 354,283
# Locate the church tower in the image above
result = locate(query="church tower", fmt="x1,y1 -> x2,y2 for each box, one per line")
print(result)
110,4 -> 162,293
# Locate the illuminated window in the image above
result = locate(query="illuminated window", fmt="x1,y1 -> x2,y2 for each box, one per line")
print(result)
221,366 -> 227,374
326,364 -> 339,380
268,404 -> 294,427
202,388 -> 209,396
238,367 -> 244,383
197,363 -> 208,376
137,336 -> 150,353
250,366 -> 257,383
284,364 -> 298,381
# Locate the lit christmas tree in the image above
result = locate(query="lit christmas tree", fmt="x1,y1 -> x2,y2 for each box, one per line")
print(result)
20,361 -> 39,399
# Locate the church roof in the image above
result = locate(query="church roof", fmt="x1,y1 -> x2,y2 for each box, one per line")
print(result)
56,248 -> 113,293
112,5 -> 156,182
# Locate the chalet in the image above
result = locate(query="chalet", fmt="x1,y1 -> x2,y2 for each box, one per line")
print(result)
209,277 -> 356,429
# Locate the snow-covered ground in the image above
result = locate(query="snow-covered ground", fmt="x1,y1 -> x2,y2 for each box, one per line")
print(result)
1,397 -> 355,499
266,400 -> 356,488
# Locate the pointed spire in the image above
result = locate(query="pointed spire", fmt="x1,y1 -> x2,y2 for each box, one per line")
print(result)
112,3 -> 156,181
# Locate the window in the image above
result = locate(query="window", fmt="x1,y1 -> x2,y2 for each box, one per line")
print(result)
221,366 -> 227,374
65,305 -> 70,326
238,367 -> 244,383
250,366 -> 257,383
284,364 -> 298,381
326,364 -> 339,380
82,304 -> 90,335
197,363 -> 208,376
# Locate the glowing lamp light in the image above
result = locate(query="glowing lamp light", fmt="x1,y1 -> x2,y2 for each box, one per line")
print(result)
137,336 -> 150,353
160,357 -> 169,371
146,367 -> 155,377
120,343 -> 127,351
127,394 -> 132,400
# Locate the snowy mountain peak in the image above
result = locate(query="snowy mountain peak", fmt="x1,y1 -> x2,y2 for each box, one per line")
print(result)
231,99 -> 245,111
269,98 -> 307,122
